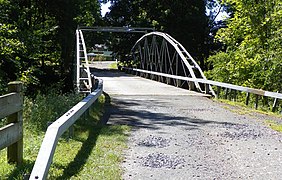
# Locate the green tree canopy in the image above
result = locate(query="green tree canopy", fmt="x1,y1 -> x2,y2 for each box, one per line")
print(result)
104,0 -> 217,68
0,0 -> 101,94
207,0 -> 282,92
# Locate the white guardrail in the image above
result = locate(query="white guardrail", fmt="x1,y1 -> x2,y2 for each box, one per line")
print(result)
29,79 -> 103,180
123,67 -> 282,102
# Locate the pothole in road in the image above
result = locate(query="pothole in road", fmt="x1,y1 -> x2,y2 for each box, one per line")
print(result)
220,123 -> 263,140
140,153 -> 185,169
137,135 -> 171,148
221,129 -> 263,140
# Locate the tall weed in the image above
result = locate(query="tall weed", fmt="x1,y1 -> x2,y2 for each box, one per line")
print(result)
24,90 -> 82,133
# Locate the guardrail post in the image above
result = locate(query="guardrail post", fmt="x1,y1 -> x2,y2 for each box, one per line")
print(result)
245,92 -> 250,106
224,88 -> 228,99
216,86 -> 220,99
7,81 -> 23,164
188,81 -> 195,91
233,90 -> 237,102
176,79 -> 180,87
205,84 -> 209,94
135,70 -> 139,76
166,77 -> 170,85
255,94 -> 259,110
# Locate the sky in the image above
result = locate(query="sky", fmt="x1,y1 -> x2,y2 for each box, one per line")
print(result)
101,2 -> 111,17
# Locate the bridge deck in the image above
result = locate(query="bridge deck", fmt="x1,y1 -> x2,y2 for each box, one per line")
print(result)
94,69 -> 209,96
92,63 -> 282,179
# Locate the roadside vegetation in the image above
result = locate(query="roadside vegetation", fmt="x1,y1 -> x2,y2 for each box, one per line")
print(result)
109,62 -> 118,70
0,92 -> 130,179
207,0 -> 282,93
1,0 -> 281,177
217,98 -> 281,117
214,98 -> 282,134
265,120 -> 282,133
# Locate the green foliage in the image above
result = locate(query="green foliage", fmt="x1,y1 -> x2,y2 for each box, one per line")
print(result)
0,0 -> 102,94
1,93 -> 130,179
104,0 -> 213,67
0,23 -> 26,91
48,125 -> 130,179
24,90 -> 82,133
207,0 -> 282,92
265,120 -> 282,133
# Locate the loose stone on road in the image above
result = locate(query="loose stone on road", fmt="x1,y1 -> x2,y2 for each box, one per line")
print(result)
92,62 -> 282,180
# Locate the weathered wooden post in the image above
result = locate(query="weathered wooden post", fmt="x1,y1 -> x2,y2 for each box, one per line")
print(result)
224,88 -> 229,99
255,94 -> 259,110
216,86 -> 221,99
205,83 -> 210,94
7,81 -> 23,164
245,92 -> 250,106
233,90 -> 237,102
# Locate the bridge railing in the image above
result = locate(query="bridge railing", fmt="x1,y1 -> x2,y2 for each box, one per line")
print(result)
0,81 -> 23,164
123,67 -> 282,111
29,79 -> 103,180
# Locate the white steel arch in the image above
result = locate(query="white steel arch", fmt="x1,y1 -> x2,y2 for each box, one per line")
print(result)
131,31 -> 215,96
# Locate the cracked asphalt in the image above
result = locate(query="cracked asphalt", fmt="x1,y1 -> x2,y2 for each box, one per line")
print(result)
92,63 -> 282,180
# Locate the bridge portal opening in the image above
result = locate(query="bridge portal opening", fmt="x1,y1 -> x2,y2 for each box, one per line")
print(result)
75,26 -> 154,93
75,26 -> 214,96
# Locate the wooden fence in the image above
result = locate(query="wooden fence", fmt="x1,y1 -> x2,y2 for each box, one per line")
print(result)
0,81 -> 23,164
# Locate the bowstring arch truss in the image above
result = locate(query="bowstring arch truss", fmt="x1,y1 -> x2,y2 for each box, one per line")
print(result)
131,32 -> 215,95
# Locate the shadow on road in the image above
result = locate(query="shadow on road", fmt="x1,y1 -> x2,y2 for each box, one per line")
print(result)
103,93 -> 236,131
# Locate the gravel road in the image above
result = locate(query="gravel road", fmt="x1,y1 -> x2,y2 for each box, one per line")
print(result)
92,64 -> 282,180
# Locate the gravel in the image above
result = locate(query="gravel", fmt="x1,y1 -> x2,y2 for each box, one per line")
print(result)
95,69 -> 282,180
137,135 -> 171,148
140,153 -> 185,169
108,95 -> 282,180
220,123 -> 264,140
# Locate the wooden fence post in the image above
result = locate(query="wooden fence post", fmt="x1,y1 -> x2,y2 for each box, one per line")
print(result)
7,81 -> 23,164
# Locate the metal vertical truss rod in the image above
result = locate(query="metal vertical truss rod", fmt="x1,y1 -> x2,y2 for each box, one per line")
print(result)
131,31 -> 215,96
76,29 -> 92,93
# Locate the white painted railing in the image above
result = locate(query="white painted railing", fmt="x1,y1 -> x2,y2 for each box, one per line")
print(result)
123,67 -> 282,111
29,80 -> 103,180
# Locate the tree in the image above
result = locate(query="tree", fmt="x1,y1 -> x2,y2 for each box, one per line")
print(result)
104,0 -> 213,68
207,0 -> 282,92
0,1 -> 26,93
0,0 -> 102,94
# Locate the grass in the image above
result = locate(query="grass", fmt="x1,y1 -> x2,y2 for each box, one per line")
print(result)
265,120 -> 282,133
215,98 -> 282,118
215,98 -> 282,134
109,62 -> 118,69
0,91 -> 130,179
